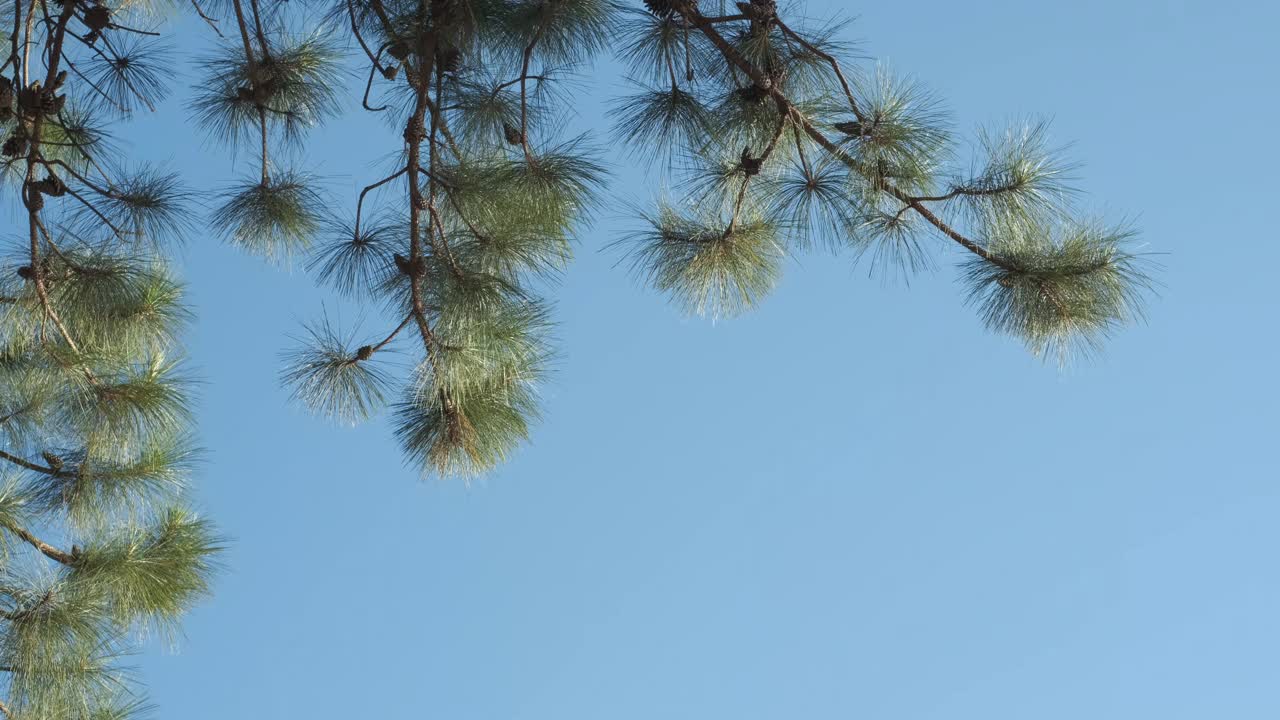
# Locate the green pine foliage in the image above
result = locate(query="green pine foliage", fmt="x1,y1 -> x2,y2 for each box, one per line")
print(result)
190,0 -> 613,479
1,0 -> 221,715
612,0 -> 1154,356
222,0 -> 1152,483
183,0 -> 1154,481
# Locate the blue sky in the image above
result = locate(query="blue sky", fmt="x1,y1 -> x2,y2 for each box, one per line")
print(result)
119,0 -> 1279,717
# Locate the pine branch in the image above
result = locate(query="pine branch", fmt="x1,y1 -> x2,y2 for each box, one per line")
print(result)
1,520 -> 74,565
675,1 -> 1007,267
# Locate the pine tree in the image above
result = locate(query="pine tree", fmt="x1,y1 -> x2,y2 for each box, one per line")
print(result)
0,0 -> 221,716
204,0 -> 1153,479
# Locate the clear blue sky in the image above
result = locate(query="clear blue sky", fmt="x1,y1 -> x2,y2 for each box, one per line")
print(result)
121,1 -> 1278,717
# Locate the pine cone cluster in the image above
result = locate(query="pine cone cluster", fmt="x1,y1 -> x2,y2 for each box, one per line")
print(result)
17,81 -> 66,118
0,77 -> 13,122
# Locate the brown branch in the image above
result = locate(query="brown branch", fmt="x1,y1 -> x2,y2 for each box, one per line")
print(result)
59,53 -> 128,113
725,102 -> 789,237
362,55 -> 388,112
257,107 -> 270,184
907,180 -> 1028,204
422,92 -> 464,161
347,0 -> 385,70
773,17 -> 864,122
1,0 -> 21,76
1,521 -> 75,565
356,313 -> 413,361
354,166 -> 408,238
228,0 -> 260,82
22,0 -> 80,351
190,0 -> 223,37
247,0 -> 272,61
426,65 -> 464,278
517,18 -> 551,163
405,38 -> 442,359
363,0 -> 399,46
0,449 -> 66,476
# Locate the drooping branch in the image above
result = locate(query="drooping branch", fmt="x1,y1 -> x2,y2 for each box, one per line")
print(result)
0,520 -> 75,565
676,1 -> 1007,267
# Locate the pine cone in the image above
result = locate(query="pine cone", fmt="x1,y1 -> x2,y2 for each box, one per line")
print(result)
32,175 -> 67,197
502,122 -> 523,146
381,64 -> 400,81
394,253 -> 424,277
643,0 -> 677,18
17,82 -> 41,114
355,345 -> 374,361
387,41 -> 411,61
1,135 -> 25,157
16,82 -> 63,117
83,4 -> 111,32
736,85 -> 768,104
42,452 -> 63,471
429,0 -> 456,23
437,47 -> 461,74
740,146 -> 762,176
736,0 -> 775,32
250,78 -> 276,105
404,117 -> 427,145
833,120 -> 862,136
